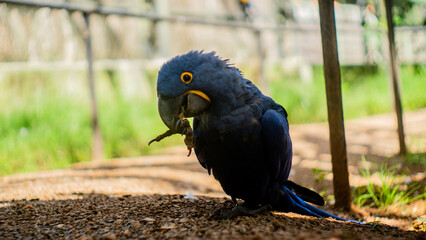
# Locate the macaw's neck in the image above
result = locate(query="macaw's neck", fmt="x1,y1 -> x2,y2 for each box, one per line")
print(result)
196,77 -> 267,131
211,77 -> 261,113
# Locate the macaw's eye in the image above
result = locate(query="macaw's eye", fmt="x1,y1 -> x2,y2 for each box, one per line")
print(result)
180,72 -> 193,84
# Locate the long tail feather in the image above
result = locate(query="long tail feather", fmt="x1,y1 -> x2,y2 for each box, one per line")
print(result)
285,180 -> 325,206
281,185 -> 359,223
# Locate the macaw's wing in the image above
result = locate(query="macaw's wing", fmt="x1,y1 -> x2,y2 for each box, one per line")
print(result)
261,109 -> 293,184
192,117 -> 208,170
261,108 -> 325,206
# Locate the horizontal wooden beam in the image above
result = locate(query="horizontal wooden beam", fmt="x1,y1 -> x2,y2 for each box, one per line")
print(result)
1,0 -> 378,33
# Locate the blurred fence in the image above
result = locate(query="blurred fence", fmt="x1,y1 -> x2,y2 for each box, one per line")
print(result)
1,0 -> 425,88
1,0 -> 425,64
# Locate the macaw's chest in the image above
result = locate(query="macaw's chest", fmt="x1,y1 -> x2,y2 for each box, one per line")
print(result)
193,116 -> 271,202
193,114 -> 264,161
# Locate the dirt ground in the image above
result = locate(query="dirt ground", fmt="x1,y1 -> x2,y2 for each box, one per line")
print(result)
1,110 -> 425,239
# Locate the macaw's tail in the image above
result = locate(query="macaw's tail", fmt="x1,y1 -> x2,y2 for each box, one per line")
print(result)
279,184 -> 359,223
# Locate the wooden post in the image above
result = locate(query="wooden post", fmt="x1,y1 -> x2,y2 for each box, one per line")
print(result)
384,0 -> 407,155
318,0 -> 351,211
83,12 -> 104,162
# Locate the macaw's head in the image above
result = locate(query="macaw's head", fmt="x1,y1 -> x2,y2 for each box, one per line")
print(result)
156,51 -> 243,133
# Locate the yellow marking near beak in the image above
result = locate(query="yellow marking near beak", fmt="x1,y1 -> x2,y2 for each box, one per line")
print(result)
185,90 -> 211,102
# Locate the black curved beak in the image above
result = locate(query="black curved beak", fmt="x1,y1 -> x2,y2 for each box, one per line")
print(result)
158,92 -> 210,134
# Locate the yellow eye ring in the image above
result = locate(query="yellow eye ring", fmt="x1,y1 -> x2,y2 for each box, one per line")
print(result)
180,72 -> 193,84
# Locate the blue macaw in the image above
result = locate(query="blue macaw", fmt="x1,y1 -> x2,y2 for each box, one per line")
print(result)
150,51 -> 351,221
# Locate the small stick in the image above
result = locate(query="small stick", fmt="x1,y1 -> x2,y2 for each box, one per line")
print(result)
148,121 -> 195,157
148,129 -> 177,146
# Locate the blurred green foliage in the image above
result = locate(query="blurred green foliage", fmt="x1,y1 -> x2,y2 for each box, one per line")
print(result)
392,0 -> 426,26
338,0 -> 426,26
0,65 -> 425,176
268,64 -> 426,123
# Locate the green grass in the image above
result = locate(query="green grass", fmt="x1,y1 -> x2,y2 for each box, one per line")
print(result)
0,70 -> 180,176
99,97 -> 183,158
353,156 -> 426,208
0,65 -> 425,176
0,97 -> 92,173
404,152 -> 426,166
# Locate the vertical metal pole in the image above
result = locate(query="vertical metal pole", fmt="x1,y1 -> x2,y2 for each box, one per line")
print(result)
255,30 -> 267,94
384,0 -> 407,155
318,0 -> 351,211
83,12 -> 103,162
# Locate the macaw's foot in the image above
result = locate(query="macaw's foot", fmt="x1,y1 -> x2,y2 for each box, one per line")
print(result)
210,204 -> 272,219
